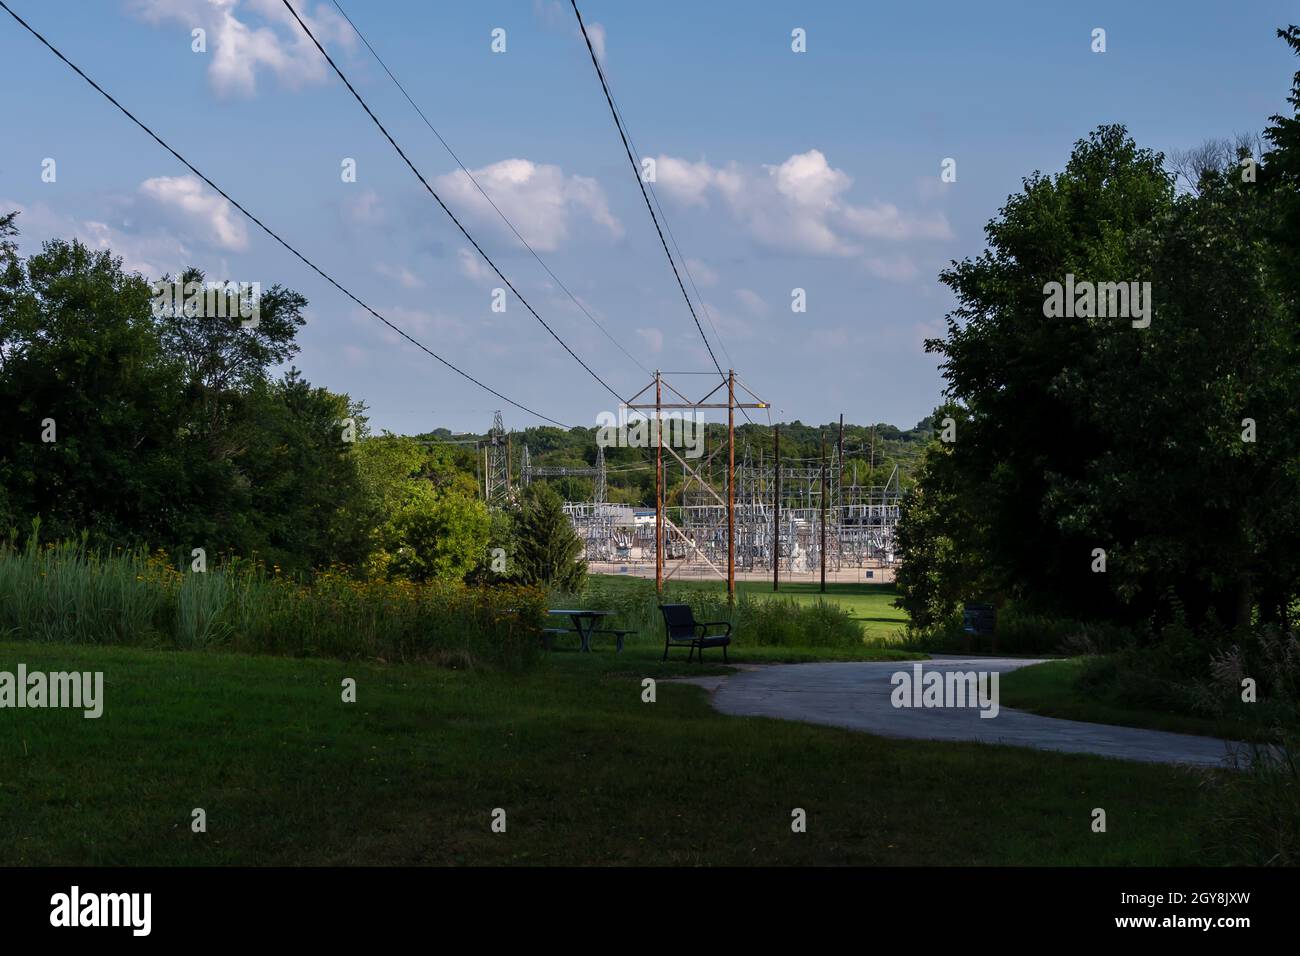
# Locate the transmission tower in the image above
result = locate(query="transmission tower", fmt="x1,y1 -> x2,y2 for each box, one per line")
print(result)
484,410 -> 511,508
593,444 -> 607,505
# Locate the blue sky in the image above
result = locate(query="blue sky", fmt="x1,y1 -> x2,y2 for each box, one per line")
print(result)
2,0 -> 1297,435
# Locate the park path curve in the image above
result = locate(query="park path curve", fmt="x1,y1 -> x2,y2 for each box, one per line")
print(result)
674,656 -> 1251,768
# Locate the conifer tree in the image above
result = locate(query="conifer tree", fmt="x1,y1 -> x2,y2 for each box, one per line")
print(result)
513,483 -> 586,591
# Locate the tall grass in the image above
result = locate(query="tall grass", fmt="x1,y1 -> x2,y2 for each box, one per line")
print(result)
1204,736 -> 1300,866
0,535 -> 544,670
552,576 -> 864,648
894,605 -> 1133,655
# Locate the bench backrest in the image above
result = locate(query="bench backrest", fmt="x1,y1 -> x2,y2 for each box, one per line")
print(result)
659,604 -> 697,640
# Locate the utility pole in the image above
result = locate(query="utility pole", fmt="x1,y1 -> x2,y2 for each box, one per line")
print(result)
773,424 -> 781,592
727,369 -> 736,602
622,372 -> 766,598
820,432 -> 827,594
838,414 -> 844,489
506,432 -> 512,499
655,370 -> 663,595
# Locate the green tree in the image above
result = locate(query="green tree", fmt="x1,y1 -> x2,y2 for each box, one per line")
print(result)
386,483 -> 490,583
0,236 -> 187,543
893,408 -> 996,629
230,370 -> 370,574
909,99 -> 1300,634
513,483 -> 586,591
0,220 -> 381,575
354,434 -> 490,582
925,125 -> 1173,623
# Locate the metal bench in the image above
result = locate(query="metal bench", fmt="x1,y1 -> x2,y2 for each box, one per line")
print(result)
541,626 -> 636,652
592,629 -> 635,652
659,604 -> 731,663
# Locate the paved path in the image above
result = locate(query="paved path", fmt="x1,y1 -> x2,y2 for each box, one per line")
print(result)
673,657 -> 1252,768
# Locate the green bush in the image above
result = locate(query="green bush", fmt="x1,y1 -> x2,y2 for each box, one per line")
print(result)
1204,736 -> 1300,866
0,533 -> 544,670
896,604 -> 1136,656
551,577 -> 863,648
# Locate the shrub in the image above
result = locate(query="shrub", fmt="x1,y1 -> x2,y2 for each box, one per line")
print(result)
1203,736 -> 1300,866
0,533 -> 544,670
551,578 -> 863,648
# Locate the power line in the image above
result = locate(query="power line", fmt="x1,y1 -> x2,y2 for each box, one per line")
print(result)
282,0 -> 626,406
606,97 -> 758,426
0,0 -> 569,429
569,3 -> 757,427
329,0 -> 651,380
607,95 -> 736,371
569,0 -> 726,382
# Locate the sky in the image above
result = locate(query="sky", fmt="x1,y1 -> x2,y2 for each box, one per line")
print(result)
1,0 -> 1297,436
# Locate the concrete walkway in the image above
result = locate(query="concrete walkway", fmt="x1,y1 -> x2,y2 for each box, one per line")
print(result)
673,656 -> 1252,768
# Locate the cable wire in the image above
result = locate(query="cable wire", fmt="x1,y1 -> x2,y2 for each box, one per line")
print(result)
0,0 -> 569,428
282,0 -> 626,406
607,95 -> 736,371
569,0 -> 725,381
329,0 -> 651,380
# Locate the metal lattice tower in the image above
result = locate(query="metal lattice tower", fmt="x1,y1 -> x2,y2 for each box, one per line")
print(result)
520,443 -> 607,504
495,384 -> 902,580
592,444 -> 607,505
484,410 -> 511,508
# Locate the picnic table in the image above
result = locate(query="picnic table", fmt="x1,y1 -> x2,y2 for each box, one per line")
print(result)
544,609 -> 631,653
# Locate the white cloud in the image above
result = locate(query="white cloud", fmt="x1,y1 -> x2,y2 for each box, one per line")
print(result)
1,197 -> 190,277
139,175 -> 249,251
635,327 -> 664,353
435,159 -> 622,252
532,0 -> 567,29
841,203 -> 951,242
127,0 -> 357,98
735,288 -> 768,315
915,175 -> 953,202
654,149 -> 953,257
532,1 -> 606,62
387,305 -> 470,342
864,254 -> 922,283
684,258 -> 718,286
353,304 -> 472,349
341,189 -> 383,227
654,156 -> 717,208
374,262 -> 425,289
456,247 -> 492,282
585,22 -> 607,63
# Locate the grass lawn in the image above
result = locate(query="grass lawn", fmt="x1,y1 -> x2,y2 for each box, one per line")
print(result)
590,574 -> 909,643
1000,659 -> 1272,742
0,640 -> 1227,866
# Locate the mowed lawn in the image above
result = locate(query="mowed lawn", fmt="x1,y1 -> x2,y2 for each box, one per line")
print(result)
0,640 -> 1223,866
591,574 -> 910,642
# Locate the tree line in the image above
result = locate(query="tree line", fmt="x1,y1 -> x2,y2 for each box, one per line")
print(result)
895,26 -> 1300,639
0,218 -> 583,588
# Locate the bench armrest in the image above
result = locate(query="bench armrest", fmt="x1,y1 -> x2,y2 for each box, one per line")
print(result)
696,621 -> 732,637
